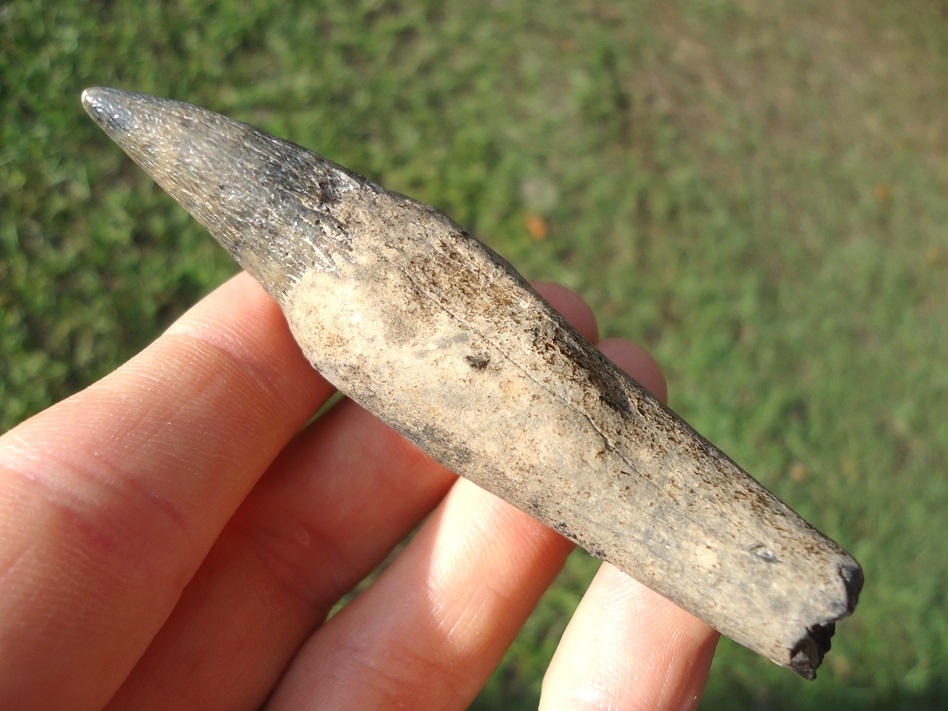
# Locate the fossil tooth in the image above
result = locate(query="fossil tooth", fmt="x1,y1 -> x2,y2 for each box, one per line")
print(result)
82,87 -> 862,679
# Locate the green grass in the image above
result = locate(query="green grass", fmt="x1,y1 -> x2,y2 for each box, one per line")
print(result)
3,1 -> 947,708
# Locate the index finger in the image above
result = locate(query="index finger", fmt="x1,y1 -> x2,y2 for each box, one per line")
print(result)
0,273 -> 332,709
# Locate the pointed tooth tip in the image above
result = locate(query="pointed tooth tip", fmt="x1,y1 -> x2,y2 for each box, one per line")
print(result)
82,87 -> 133,133
80,86 -> 102,106
81,88 -> 103,121
81,86 -> 104,105
81,88 -> 171,146
81,86 -> 120,114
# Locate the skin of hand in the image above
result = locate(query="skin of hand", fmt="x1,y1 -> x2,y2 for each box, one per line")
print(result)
0,272 -> 718,710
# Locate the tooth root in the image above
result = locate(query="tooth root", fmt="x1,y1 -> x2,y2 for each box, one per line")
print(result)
82,87 -> 862,679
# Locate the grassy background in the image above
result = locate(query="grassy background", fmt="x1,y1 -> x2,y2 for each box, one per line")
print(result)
3,1 -> 947,708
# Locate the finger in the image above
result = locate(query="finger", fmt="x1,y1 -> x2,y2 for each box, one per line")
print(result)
106,397 -> 459,711
540,565 -> 718,711
533,281 -> 599,342
540,337 -> 717,711
265,319 -> 654,710
267,473 -> 574,710
596,337 -> 667,404
0,273 -> 331,710
105,281 -> 602,710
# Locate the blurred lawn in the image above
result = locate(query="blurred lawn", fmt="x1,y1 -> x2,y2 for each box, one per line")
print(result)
2,1 -> 947,708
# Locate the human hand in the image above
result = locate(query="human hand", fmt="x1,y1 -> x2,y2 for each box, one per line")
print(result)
0,273 -> 718,710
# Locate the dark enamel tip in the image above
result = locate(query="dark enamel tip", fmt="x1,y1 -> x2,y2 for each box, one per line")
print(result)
82,87 -> 138,136
80,87 -> 363,300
